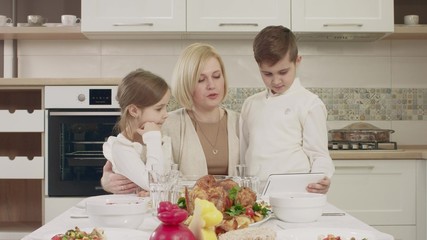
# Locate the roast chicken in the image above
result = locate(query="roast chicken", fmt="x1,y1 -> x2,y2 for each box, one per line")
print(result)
186,175 -> 257,215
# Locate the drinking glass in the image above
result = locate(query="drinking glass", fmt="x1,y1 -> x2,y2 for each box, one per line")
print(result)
236,164 -> 247,178
241,176 -> 261,197
148,163 -> 179,215
235,164 -> 261,197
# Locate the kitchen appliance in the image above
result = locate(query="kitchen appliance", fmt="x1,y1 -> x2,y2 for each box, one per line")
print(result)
45,86 -> 120,196
328,122 -> 397,150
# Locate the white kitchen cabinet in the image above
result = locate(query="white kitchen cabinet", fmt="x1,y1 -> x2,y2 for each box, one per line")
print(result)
328,160 -> 426,240
0,110 -> 44,132
292,0 -> 394,32
375,226 -> 417,240
187,0 -> 291,32
81,0 -> 186,33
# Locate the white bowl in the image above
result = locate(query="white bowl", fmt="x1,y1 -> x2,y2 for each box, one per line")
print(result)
85,195 -> 150,229
269,192 -> 327,223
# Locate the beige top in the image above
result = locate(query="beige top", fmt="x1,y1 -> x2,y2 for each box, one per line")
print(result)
191,112 -> 229,175
161,108 -> 240,177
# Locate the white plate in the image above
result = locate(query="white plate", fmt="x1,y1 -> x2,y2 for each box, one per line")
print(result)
40,227 -> 151,240
75,194 -> 143,209
249,213 -> 272,227
277,227 -> 376,240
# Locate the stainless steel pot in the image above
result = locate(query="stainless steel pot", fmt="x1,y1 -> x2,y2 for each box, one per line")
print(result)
329,122 -> 394,143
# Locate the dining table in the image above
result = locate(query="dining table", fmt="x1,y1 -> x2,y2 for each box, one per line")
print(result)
22,195 -> 394,240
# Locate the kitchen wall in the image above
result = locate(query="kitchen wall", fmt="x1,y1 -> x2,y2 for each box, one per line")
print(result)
3,38 -> 427,146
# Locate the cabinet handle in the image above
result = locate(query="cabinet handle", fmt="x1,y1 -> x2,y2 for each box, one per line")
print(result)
335,165 -> 375,169
219,23 -> 259,27
335,165 -> 375,172
112,23 -> 154,27
323,23 -> 363,27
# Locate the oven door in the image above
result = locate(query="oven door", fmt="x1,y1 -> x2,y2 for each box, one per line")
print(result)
47,110 -> 120,196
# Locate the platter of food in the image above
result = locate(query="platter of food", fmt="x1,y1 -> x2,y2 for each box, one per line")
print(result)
178,175 -> 272,235
249,212 -> 271,227
43,226 -> 150,240
276,227 -> 376,240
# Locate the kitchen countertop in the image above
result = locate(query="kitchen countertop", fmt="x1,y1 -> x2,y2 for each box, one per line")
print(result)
330,146 -> 427,160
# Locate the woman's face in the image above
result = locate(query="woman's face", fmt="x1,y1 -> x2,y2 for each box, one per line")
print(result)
192,57 -> 225,111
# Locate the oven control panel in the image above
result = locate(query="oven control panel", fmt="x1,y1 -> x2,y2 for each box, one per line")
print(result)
89,89 -> 112,105
45,86 -> 119,109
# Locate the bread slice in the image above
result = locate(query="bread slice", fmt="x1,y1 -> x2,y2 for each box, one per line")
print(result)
218,227 -> 276,240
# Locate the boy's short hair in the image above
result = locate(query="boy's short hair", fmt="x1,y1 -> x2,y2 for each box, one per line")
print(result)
253,25 -> 299,66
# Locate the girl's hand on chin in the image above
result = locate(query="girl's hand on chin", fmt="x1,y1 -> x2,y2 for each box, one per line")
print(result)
137,122 -> 161,135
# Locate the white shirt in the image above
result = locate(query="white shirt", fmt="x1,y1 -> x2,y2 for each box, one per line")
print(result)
240,78 -> 335,184
103,131 -> 172,190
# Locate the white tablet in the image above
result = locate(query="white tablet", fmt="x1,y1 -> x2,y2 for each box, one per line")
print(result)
261,173 -> 325,197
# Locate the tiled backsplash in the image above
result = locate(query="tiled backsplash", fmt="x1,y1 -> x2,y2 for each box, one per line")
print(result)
3,38 -> 427,145
168,87 -> 427,121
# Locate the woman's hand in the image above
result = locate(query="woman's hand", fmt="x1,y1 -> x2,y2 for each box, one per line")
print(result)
101,161 -> 139,194
306,176 -> 331,194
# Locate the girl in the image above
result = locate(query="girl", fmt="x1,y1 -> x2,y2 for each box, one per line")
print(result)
102,68 -> 172,192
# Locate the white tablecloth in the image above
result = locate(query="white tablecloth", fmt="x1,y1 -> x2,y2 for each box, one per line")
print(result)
22,201 -> 394,240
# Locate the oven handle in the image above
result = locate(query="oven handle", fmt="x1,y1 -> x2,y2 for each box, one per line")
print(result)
49,111 -> 121,116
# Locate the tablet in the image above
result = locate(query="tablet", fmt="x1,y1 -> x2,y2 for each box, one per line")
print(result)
261,173 -> 325,197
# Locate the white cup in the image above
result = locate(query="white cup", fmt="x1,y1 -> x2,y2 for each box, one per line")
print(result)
61,15 -> 81,26
404,15 -> 419,25
0,15 -> 12,26
27,15 -> 46,26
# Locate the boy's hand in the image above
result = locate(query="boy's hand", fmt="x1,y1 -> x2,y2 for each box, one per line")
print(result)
306,176 -> 331,194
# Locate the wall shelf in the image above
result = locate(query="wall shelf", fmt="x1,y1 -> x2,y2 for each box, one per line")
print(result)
1,25 -> 427,40
383,24 -> 427,40
0,25 -> 86,40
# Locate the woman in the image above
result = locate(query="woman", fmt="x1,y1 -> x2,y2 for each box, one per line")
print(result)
101,43 -> 240,194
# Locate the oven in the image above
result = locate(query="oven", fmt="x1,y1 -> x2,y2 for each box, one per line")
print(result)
45,86 -> 120,196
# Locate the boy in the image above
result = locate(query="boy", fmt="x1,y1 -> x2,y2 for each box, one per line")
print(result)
240,26 -> 334,193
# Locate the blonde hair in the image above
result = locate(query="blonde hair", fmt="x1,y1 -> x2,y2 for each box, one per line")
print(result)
115,68 -> 169,138
171,43 -> 228,110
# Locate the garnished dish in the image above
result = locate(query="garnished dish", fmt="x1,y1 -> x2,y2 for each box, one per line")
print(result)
319,234 -> 368,240
178,175 -> 271,235
276,228 -> 375,240
51,226 -> 105,240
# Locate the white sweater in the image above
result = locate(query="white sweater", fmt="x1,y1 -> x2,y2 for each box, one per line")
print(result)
103,131 -> 172,191
240,78 -> 335,184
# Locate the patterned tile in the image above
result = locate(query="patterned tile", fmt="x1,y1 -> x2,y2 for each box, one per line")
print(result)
167,87 -> 427,121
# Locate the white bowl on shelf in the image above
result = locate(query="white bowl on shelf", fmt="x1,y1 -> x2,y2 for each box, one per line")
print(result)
85,194 -> 150,229
269,192 -> 327,223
